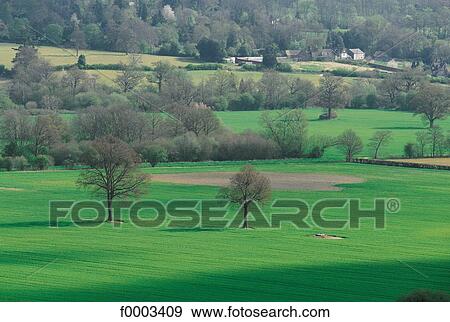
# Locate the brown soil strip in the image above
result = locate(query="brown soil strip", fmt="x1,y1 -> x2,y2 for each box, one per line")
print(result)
152,172 -> 364,191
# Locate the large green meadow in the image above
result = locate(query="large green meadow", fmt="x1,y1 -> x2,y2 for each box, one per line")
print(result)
0,161 -> 449,301
217,108 -> 450,159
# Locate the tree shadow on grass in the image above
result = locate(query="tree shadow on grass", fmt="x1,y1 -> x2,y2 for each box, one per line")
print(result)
3,259 -> 449,301
374,126 -> 424,130
160,227 -> 227,233
0,220 -> 107,228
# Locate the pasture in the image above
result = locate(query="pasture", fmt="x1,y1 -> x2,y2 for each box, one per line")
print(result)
217,108 -> 450,158
0,161 -> 449,301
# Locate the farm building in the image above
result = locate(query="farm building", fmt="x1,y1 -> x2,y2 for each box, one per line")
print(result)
349,48 -> 365,60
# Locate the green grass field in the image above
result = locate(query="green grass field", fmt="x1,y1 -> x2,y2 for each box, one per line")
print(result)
0,161 -> 449,301
216,108 -> 450,158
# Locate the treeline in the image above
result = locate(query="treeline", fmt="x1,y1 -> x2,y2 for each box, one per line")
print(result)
0,0 -> 449,61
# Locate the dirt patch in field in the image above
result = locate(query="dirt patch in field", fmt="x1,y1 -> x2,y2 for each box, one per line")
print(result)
0,187 -> 24,191
152,172 -> 364,191
387,158 -> 450,167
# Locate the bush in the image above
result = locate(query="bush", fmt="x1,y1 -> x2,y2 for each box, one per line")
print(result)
171,133 -> 201,162
0,64 -> 12,77
29,155 -> 53,170
404,143 -> 417,158
74,92 -> 102,109
276,63 -> 293,73
214,131 -> 278,161
399,290 -> 450,302
11,156 -> 29,171
140,144 -> 169,167
49,142 -> 81,166
228,93 -> 261,111
0,157 -> 13,171
241,64 -> 260,72
185,63 -> 223,71
0,91 -> 16,110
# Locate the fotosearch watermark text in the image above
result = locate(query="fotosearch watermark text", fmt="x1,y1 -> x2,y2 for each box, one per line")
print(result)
49,198 -> 400,229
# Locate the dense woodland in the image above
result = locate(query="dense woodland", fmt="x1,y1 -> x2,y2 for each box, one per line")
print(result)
0,0 -> 450,61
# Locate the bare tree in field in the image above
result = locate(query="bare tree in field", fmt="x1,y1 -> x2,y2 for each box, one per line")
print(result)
368,130 -> 393,159
0,109 -> 31,150
336,129 -> 364,162
148,61 -> 175,92
114,55 -> 145,93
318,74 -> 348,120
220,165 -> 271,229
173,103 -> 221,136
413,85 -> 449,128
77,136 -> 148,222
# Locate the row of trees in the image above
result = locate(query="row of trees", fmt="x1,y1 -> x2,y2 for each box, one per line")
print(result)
1,0 -> 449,61
5,101 -> 446,172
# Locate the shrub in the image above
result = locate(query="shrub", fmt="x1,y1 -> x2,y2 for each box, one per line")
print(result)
0,157 -> 13,171
0,91 -> 16,109
74,92 -> 102,109
140,144 -> 169,167
171,133 -> 201,162
404,143 -> 417,158
185,63 -> 223,71
276,63 -> 293,73
241,64 -> 260,71
11,156 -> 29,171
228,93 -> 261,111
49,142 -> 81,166
29,155 -> 53,170
214,131 -> 278,161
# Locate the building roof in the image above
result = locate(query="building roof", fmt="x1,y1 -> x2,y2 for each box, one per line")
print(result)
285,50 -> 302,56
349,48 -> 365,54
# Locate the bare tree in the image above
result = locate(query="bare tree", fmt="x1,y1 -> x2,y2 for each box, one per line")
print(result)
260,109 -> 308,158
30,114 -> 67,156
427,126 -> 446,157
220,165 -> 271,229
77,136 -> 148,222
63,67 -> 87,97
114,55 -> 145,93
0,109 -> 31,150
336,129 -> 363,162
415,131 -> 428,157
368,130 -> 393,159
318,74 -> 348,120
74,105 -> 149,144
413,85 -> 449,128
173,103 -> 221,136
148,61 -> 175,92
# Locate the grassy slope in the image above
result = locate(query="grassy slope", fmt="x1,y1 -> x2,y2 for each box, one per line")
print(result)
0,161 -> 449,301
216,108 -> 450,158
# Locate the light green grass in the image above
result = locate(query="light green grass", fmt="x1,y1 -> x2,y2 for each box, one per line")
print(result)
0,161 -> 449,301
0,42 -> 196,68
216,108 -> 450,158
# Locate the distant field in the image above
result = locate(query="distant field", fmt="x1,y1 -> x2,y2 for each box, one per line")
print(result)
291,60 -> 374,72
0,43 -> 197,68
216,108 -> 450,158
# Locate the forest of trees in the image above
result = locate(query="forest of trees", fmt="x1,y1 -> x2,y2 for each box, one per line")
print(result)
0,0 -> 450,61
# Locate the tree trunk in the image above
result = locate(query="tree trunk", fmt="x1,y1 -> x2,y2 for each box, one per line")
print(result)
328,106 -> 332,120
107,198 -> 113,222
429,118 -> 434,128
242,202 -> 249,229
